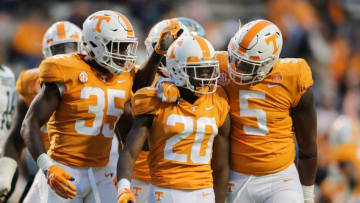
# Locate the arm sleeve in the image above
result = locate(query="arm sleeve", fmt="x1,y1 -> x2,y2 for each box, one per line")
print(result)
215,86 -> 230,127
131,87 -> 161,117
292,59 -> 314,107
39,61 -> 65,84
15,71 -> 32,106
15,71 -> 25,98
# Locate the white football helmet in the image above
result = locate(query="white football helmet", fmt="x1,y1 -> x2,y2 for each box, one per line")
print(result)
228,19 -> 283,85
174,17 -> 206,37
42,21 -> 82,58
166,35 -> 219,94
329,115 -> 360,147
83,10 -> 137,74
144,19 -> 190,56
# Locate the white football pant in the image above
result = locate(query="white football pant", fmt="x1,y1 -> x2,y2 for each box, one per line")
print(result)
38,160 -> 117,203
149,184 -> 215,203
131,178 -> 150,203
227,163 -> 303,203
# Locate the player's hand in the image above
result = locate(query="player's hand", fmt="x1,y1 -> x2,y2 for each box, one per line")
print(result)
302,185 -> 314,203
154,22 -> 184,55
117,188 -> 136,203
0,157 -> 17,202
46,165 -> 77,199
155,77 -> 180,104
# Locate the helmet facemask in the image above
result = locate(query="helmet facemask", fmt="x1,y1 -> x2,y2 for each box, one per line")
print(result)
171,60 -> 220,94
228,49 -> 276,85
93,39 -> 137,74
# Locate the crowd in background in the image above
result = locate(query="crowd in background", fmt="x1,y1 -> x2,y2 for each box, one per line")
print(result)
1,0 -> 360,202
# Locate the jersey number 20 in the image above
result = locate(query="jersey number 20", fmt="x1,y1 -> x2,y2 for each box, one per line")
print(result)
164,114 -> 217,164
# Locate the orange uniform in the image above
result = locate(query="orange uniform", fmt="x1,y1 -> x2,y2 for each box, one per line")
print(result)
132,86 -> 230,189
16,68 -> 50,150
215,51 -> 313,175
39,53 -> 134,167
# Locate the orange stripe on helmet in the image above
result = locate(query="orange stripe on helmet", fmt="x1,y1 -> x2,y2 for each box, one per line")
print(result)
115,12 -> 134,37
169,19 -> 180,27
194,36 -> 211,59
169,40 -> 183,59
239,20 -> 271,49
56,22 -> 66,39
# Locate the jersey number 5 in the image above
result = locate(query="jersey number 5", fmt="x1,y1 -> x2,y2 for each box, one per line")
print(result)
164,114 -> 218,164
240,90 -> 269,136
75,87 -> 125,138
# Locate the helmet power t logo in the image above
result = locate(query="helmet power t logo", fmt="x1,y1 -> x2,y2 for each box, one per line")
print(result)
265,33 -> 279,54
92,15 -> 111,33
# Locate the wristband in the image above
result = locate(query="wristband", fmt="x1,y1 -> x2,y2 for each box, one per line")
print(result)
37,153 -> 53,172
302,185 -> 314,200
117,178 -> 131,194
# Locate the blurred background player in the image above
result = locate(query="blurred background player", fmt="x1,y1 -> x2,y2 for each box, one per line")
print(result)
117,35 -> 231,203
0,21 -> 82,203
0,65 -> 16,203
20,9 -> 181,203
156,19 -> 318,203
174,17 -> 206,37
319,144 -> 360,203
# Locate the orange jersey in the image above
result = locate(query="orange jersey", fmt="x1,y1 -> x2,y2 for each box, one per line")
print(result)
16,68 -> 50,150
133,151 -> 151,182
39,53 -> 134,167
132,87 -> 230,190
215,51 -> 313,175
133,72 -> 164,182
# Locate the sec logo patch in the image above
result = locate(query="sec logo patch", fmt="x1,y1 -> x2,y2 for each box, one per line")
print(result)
79,72 -> 88,83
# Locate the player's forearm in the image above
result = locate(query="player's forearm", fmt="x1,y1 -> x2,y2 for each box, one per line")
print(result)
297,149 -> 317,185
3,130 -> 25,162
3,98 -> 28,161
213,165 -> 229,203
132,51 -> 163,92
20,115 -> 47,161
116,150 -> 136,182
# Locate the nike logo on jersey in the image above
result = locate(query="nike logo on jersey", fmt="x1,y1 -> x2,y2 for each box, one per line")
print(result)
205,106 -> 215,111
267,84 -> 279,88
202,192 -> 212,197
117,80 -> 126,84
283,178 -> 293,182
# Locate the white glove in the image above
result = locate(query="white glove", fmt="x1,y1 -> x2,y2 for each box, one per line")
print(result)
302,185 -> 314,203
0,157 -> 17,196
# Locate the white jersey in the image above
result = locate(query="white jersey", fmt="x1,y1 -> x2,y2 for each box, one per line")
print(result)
0,65 -> 16,155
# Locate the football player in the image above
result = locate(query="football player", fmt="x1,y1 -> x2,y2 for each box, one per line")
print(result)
0,65 -> 16,202
156,19 -> 317,203
117,35 -> 231,203
1,21 -> 82,203
20,10 -> 182,203
127,18 -> 190,203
